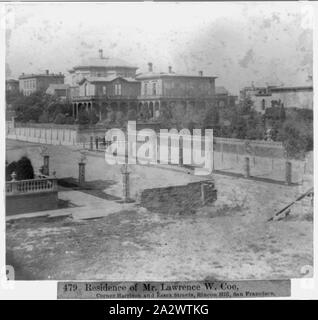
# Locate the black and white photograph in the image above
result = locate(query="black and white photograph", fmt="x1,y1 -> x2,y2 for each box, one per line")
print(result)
1,1 -> 315,299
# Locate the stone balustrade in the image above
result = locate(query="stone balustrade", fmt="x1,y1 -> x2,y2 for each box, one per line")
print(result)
6,176 -> 58,196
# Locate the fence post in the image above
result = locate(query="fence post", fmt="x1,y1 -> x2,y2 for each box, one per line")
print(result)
43,155 -> 50,176
285,161 -> 292,185
244,157 -> 250,178
90,136 -> 94,150
78,162 -> 85,186
95,137 -> 99,150
201,183 -> 206,205
121,164 -> 130,202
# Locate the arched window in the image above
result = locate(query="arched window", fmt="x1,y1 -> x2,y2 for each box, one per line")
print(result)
152,83 -> 156,95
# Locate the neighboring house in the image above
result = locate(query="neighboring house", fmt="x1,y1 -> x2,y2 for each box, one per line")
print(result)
240,84 -> 313,113
6,79 -> 19,93
19,70 -> 64,96
46,84 -> 70,100
215,86 -> 238,108
135,63 -> 216,120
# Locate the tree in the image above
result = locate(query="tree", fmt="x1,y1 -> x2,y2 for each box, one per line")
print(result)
6,161 -> 17,181
64,116 -> 75,125
238,97 -> 254,115
115,111 -> 125,126
77,110 -> 90,125
107,109 -> 116,123
127,109 -> 137,121
15,157 -> 34,180
88,110 -> 99,125
54,113 -> 66,124
38,110 -> 50,123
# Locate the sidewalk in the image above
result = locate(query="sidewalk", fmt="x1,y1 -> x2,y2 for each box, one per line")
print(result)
6,190 -> 136,221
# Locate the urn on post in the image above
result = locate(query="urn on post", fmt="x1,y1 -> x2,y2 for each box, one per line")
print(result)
120,163 -> 131,203
40,145 -> 50,176
78,149 -> 88,186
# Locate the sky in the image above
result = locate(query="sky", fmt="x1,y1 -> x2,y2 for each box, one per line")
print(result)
5,2 -> 313,94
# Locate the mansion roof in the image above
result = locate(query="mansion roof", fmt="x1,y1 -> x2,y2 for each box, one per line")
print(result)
78,76 -> 138,84
70,57 -> 137,72
135,72 -> 217,80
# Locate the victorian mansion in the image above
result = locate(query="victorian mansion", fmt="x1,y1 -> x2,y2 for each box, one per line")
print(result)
69,50 -> 217,121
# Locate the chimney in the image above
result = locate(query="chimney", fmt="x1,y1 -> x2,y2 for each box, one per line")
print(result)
46,70 -> 49,75
99,49 -> 103,59
168,66 -> 172,73
148,62 -> 153,72
199,70 -> 203,77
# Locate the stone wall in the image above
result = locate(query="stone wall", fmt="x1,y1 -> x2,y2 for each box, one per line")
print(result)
6,191 -> 58,215
140,180 -> 217,214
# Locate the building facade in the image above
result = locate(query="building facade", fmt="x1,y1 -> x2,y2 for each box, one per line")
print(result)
69,50 -> 217,123
240,84 -> 313,113
72,76 -> 140,120
135,63 -> 216,121
19,70 -> 64,96
215,86 -> 238,108
46,84 -> 70,101
69,50 -> 140,120
6,79 -> 19,93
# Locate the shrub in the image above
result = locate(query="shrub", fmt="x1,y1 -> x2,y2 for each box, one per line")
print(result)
107,109 -> 116,123
277,120 -> 313,158
88,110 -> 99,125
64,116 -> 75,125
54,113 -> 66,124
127,109 -> 137,121
38,111 -> 49,123
116,111 -> 126,126
15,157 -> 34,180
6,161 -> 17,181
77,110 -> 89,125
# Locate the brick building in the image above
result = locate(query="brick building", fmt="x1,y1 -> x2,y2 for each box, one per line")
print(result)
19,70 -> 64,96
240,83 -> 313,113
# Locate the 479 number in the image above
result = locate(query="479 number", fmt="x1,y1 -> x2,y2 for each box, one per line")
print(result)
63,283 -> 78,292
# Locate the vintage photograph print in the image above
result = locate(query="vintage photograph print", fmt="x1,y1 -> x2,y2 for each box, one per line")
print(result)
4,2 -> 313,282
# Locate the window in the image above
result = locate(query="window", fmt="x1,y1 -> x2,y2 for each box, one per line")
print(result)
144,83 -> 148,96
115,84 -> 122,95
152,83 -> 156,95
102,86 -> 107,95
